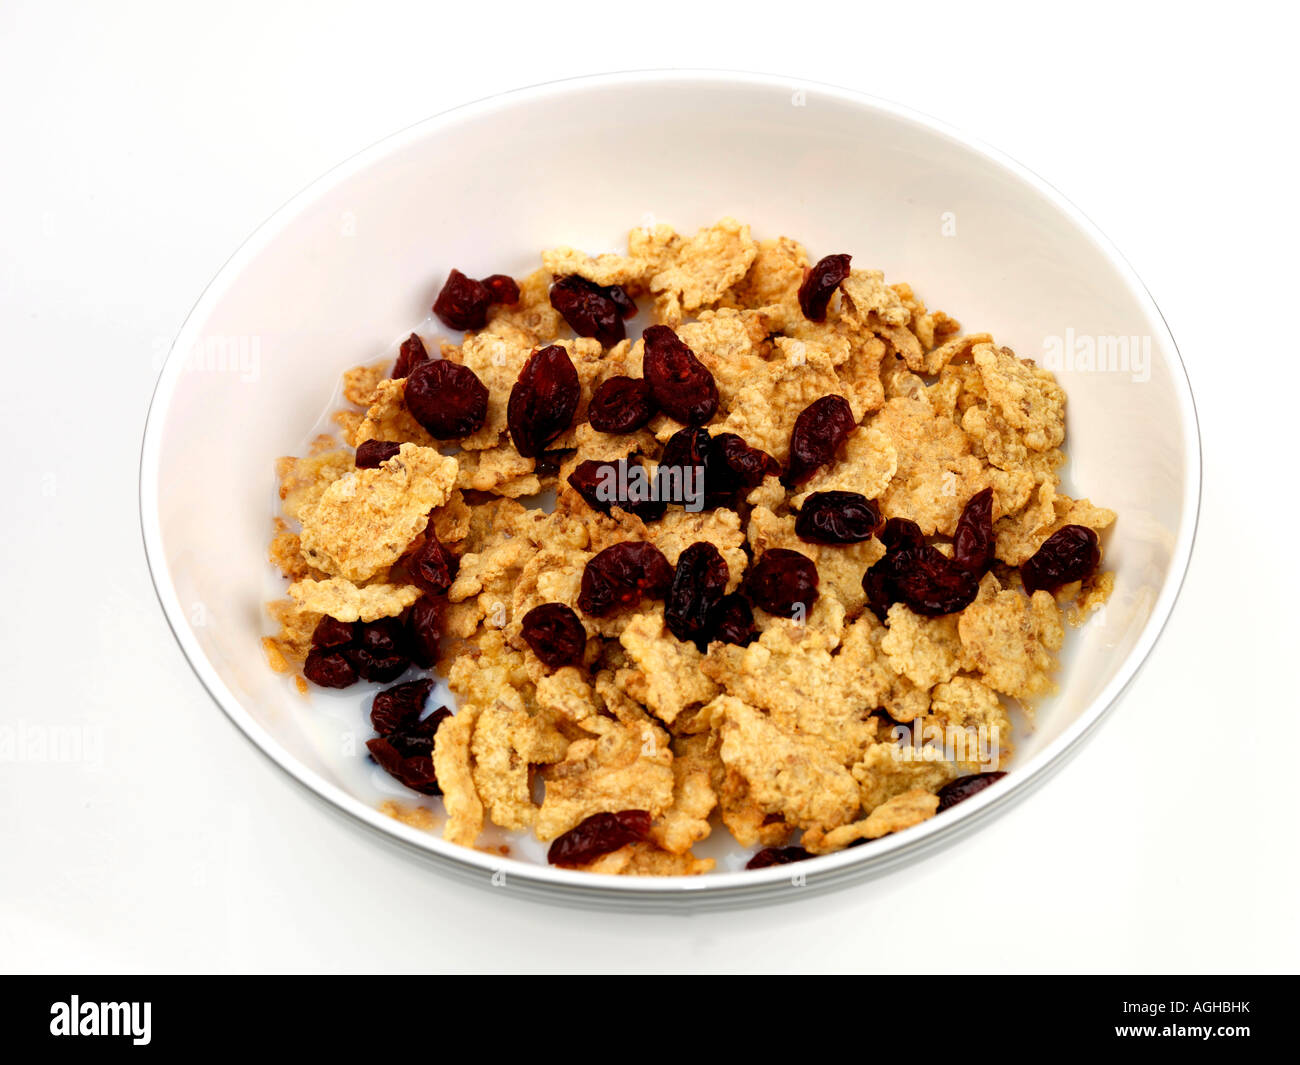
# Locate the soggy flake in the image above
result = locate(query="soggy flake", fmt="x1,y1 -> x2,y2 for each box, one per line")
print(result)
803,789 -> 939,852
287,578 -> 421,622
342,360 -> 389,407
456,441 -> 540,497
617,608 -> 720,725
852,741 -> 961,813
535,715 -> 674,841
869,396 -> 989,536
486,267 -> 568,343
379,800 -> 438,832
972,343 -> 1066,452
354,378 -> 438,449
265,598 -> 321,666
723,236 -> 809,309
470,687 -> 568,831
880,604 -> 963,689
927,676 -> 1012,770
269,519 -> 326,581
542,245 -> 650,287
643,217 -> 757,324
713,696 -> 860,830
790,425 -> 897,506
994,480 -> 1116,565
297,443 -> 458,581
649,733 -> 718,855
434,706 -> 484,847
958,572 -> 1064,700
719,341 -> 849,462
276,448 -> 355,522
578,843 -> 715,876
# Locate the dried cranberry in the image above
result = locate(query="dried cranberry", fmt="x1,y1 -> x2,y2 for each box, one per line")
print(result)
864,517 -> 979,618
1021,525 -> 1100,594
953,488 -> 995,575
711,433 -> 780,496
797,253 -> 852,322
355,439 -> 402,468
746,846 -> 811,869
343,617 -> 409,682
408,526 -> 458,595
665,542 -> 730,650
405,359 -> 489,439
659,425 -> 722,510
405,596 -> 442,669
548,275 -> 636,347
936,771 -> 1007,813
786,394 -> 855,484
303,649 -> 358,689
367,706 -> 452,796
481,274 -> 520,306
507,344 -> 580,457
567,457 -> 666,521
587,376 -> 656,433
577,541 -> 673,617
433,268 -> 519,331
795,491 -> 880,544
392,333 -> 428,379
710,593 -> 757,647
310,615 -> 356,650
642,325 -> 719,425
521,603 -> 587,669
745,548 -> 819,617
547,810 -> 652,867
369,677 -> 434,736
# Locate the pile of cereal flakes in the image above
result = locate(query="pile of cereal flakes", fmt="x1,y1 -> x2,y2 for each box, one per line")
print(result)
263,218 -> 1115,876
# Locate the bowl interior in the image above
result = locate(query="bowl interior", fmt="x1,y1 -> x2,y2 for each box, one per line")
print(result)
142,73 -> 1196,891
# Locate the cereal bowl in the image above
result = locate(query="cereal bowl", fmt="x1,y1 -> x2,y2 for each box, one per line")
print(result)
140,70 -> 1199,909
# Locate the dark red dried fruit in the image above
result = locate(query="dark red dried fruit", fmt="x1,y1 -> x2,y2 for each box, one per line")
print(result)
665,542 -> 730,650
521,603 -> 587,669
745,548 -> 820,617
798,253 -> 852,322
408,526 -> 458,595
303,649 -> 358,689
936,771 -> 1007,813
405,358 -> 489,439
863,517 -> 980,618
785,394 -> 855,484
369,677 -> 434,736
310,615 -> 356,650
953,487 -> 995,575
642,325 -> 719,425
711,433 -> 781,496
392,333 -> 429,379
433,268 -> 519,331
710,593 -> 757,647
795,491 -> 880,544
548,274 -> 636,347
659,425 -> 733,510
343,617 -> 409,682
547,810 -> 652,867
1021,524 -> 1100,594
355,439 -> 402,468
566,457 -> 667,521
746,846 -> 811,870
577,541 -> 673,617
587,375 -> 656,433
405,595 -> 442,669
507,344 -> 580,457
481,274 -> 520,306
367,705 -> 452,796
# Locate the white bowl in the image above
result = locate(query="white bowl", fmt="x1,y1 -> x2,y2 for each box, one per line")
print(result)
140,70 -> 1200,909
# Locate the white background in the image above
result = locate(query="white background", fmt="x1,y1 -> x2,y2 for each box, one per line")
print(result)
2,0 -> 1296,974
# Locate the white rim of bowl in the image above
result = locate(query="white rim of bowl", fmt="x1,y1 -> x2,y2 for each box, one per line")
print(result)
139,68 -> 1202,900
